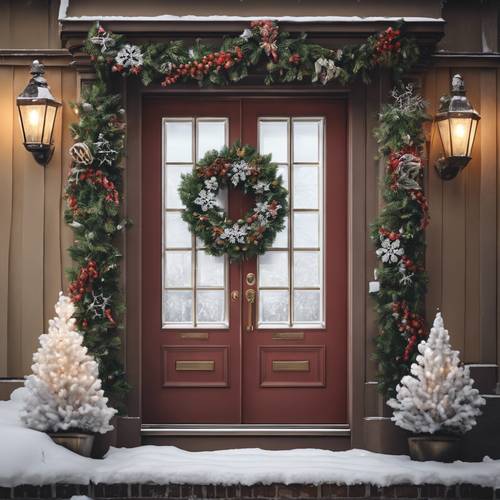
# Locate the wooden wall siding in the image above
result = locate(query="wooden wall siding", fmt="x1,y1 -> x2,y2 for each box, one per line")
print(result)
0,63 -> 75,377
423,66 -> 498,365
0,0 -> 60,50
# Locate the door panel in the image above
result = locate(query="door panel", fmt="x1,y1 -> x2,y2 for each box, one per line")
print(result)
142,98 -> 242,423
142,96 -> 347,425
241,99 -> 347,423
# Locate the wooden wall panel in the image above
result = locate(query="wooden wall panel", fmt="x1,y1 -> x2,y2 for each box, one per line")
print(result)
0,62 -> 75,377
0,67 -> 14,377
479,69 -> 497,363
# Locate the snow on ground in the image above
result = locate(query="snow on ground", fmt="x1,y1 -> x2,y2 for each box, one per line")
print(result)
1,388 -> 500,488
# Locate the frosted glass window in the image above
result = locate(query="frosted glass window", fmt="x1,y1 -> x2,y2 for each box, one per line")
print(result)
272,216 -> 288,248
197,121 -> 226,160
163,291 -> 193,323
293,212 -> 319,248
196,251 -> 225,287
293,165 -> 319,209
197,290 -> 225,323
165,121 -> 193,162
294,251 -> 320,287
259,121 -> 288,163
259,290 -> 289,323
258,251 -> 289,287
257,116 -> 324,328
165,165 -> 192,209
165,251 -> 192,288
277,164 -> 289,189
165,212 -> 191,248
293,121 -> 320,163
163,117 -> 228,327
293,290 -> 321,323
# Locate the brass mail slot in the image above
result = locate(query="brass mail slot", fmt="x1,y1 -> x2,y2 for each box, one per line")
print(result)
178,332 -> 209,340
272,332 -> 305,340
272,360 -> 310,372
175,360 -> 215,371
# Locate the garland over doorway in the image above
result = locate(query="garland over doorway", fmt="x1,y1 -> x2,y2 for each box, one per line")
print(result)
66,20 -> 427,406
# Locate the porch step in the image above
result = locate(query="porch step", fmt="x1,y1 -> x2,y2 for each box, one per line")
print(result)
141,425 -> 351,451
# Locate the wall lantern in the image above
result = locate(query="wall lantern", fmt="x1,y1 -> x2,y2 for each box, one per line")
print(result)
434,74 -> 480,180
16,60 -> 61,166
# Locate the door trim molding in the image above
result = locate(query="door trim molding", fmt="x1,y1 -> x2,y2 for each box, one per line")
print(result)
141,424 -> 351,437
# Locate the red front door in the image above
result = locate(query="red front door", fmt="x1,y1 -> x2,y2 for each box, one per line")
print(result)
142,96 -> 347,424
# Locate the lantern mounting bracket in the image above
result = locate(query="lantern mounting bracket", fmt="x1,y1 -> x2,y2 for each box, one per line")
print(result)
434,155 -> 471,181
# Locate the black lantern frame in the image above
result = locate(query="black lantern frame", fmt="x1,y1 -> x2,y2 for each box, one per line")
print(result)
16,60 -> 61,166
434,74 -> 481,180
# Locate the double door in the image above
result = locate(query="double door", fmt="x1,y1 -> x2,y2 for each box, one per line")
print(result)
142,96 -> 347,424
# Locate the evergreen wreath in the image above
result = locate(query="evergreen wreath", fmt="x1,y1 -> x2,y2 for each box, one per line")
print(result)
179,142 -> 288,262
65,19 -> 425,406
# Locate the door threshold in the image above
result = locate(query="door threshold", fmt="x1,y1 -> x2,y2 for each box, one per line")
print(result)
141,424 -> 351,437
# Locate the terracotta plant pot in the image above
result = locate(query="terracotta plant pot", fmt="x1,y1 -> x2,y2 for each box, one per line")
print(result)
408,435 -> 461,462
49,432 -> 95,457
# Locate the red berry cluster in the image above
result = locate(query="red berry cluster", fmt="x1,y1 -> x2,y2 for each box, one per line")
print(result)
373,26 -> 401,62
410,189 -> 430,229
378,226 -> 401,242
391,301 -> 427,361
251,19 -> 279,62
69,259 -> 98,303
68,168 -> 120,207
162,48 -> 244,86
288,53 -> 301,65
112,64 -> 141,75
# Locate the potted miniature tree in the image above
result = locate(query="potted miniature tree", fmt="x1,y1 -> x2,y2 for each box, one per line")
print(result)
20,293 -> 116,456
387,312 -> 485,462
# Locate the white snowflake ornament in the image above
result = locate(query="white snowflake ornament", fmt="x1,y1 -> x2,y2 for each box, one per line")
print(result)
376,237 -> 405,264
115,44 -> 144,68
253,180 -> 270,194
194,189 -> 217,212
230,160 -> 251,186
220,223 -> 249,244
204,177 -> 218,191
94,134 -> 118,167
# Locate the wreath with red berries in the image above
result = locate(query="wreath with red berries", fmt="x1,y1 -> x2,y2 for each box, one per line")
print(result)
179,142 -> 288,262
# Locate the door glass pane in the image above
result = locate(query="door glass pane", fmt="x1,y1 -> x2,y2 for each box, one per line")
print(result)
272,216 -> 288,248
293,120 -> 320,163
293,212 -> 319,248
196,290 -> 225,323
165,165 -> 192,209
257,116 -> 324,328
293,165 -> 318,209
294,251 -> 320,287
165,250 -> 192,287
163,117 -> 228,328
277,164 -> 289,189
293,290 -> 321,322
196,251 -> 225,287
259,251 -> 288,287
259,121 -> 288,163
259,290 -> 289,323
165,211 -> 191,248
165,121 -> 193,162
163,290 -> 193,323
197,120 -> 226,160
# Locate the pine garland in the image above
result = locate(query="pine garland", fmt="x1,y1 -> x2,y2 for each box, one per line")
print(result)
371,85 -> 430,397
65,79 -> 129,410
64,20 -> 424,408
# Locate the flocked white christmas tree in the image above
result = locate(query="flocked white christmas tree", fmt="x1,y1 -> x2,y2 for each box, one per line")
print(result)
388,312 -> 485,435
21,292 -> 116,433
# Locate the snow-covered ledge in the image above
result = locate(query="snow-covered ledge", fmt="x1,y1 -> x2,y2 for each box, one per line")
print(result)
1,388 -> 500,495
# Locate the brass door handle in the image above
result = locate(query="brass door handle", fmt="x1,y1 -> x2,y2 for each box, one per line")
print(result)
245,288 -> 256,332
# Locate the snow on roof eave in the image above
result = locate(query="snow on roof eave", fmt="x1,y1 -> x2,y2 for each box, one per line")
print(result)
58,14 -> 445,23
